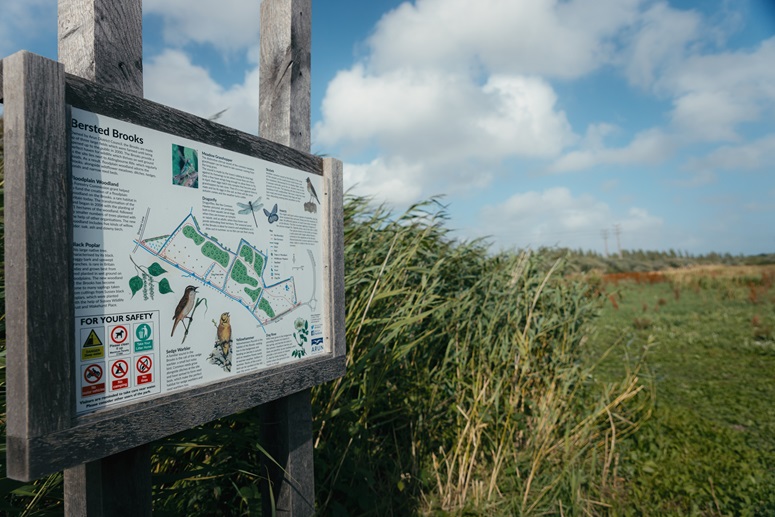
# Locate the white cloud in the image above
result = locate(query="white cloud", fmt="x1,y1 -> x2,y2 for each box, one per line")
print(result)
618,2 -> 702,90
342,155 -> 495,206
315,65 -> 576,202
548,128 -> 674,173
144,49 -> 260,134
474,187 -> 663,251
144,0 -> 262,52
687,134 -> 775,171
670,170 -> 717,188
316,66 -> 575,162
549,10 -> 775,172
366,0 -> 642,78
343,157 -> 425,205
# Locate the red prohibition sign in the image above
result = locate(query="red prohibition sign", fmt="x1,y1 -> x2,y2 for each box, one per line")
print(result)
83,364 -> 103,384
111,325 -> 128,344
136,355 -> 152,374
112,359 -> 128,378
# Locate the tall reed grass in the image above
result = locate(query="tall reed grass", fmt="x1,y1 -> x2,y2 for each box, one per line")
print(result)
311,197 -> 649,515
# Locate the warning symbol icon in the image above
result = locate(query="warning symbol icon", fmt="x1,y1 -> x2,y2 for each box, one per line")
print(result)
80,327 -> 105,361
84,330 -> 103,347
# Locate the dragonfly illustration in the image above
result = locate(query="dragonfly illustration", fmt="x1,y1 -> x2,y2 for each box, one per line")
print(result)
237,197 -> 264,228
264,203 -> 279,224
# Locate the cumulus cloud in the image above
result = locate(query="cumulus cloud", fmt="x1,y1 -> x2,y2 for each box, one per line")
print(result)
366,0 -> 641,78
342,155 -> 495,205
474,187 -> 663,251
144,0 -> 262,52
316,65 -> 576,201
664,37 -> 775,142
548,11 -> 775,173
618,2 -> 702,90
548,128 -> 674,173
144,50 -> 260,134
686,134 -> 775,172
316,67 -> 575,162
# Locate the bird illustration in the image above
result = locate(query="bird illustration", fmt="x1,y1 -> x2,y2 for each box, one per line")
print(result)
171,285 -> 198,337
217,312 -> 232,352
306,177 -> 320,204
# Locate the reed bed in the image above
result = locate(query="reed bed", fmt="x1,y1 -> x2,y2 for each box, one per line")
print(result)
311,198 -> 649,515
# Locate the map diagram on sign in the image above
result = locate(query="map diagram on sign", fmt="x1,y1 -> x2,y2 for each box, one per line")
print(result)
134,212 -> 301,329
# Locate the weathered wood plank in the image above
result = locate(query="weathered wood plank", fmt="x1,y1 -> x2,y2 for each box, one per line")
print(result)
0,59 -> 4,101
11,355 -> 345,480
62,445 -> 152,516
58,0 -> 143,97
65,74 -> 324,175
324,158 -> 347,360
259,0 -> 312,150
261,389 -> 315,516
3,51 -> 73,451
59,3 -> 145,511
63,462 -> 104,515
259,1 -> 317,514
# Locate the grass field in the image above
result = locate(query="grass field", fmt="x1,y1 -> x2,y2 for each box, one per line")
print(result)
588,265 -> 775,515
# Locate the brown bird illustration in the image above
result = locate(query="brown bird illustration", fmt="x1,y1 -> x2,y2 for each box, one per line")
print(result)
171,285 -> 198,337
217,312 -> 232,356
306,177 -> 320,204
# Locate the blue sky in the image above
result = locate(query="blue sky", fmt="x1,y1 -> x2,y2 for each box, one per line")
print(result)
2,0 -> 774,255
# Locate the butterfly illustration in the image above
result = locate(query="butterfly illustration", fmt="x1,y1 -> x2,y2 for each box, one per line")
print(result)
237,197 -> 263,228
264,203 -> 279,224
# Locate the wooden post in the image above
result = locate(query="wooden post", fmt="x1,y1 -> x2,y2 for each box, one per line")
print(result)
259,0 -> 316,515
3,49 -> 72,484
58,0 -> 143,96
58,1 -> 151,515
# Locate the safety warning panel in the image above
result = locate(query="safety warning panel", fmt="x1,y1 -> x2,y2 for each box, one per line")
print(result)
75,312 -> 160,414
108,324 -> 131,356
110,358 -> 130,390
135,355 -> 154,385
80,327 -> 105,361
81,362 -> 106,398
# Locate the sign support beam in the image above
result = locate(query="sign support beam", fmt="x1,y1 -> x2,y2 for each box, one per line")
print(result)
58,0 -> 151,515
259,0 -> 316,515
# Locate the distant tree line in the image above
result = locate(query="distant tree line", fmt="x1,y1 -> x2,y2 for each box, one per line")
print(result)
534,246 -> 775,274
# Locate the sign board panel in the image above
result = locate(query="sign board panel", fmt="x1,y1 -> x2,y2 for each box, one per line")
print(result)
2,52 -> 345,481
70,107 -> 328,415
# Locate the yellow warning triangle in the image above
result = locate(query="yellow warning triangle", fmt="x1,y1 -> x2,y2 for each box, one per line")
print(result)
83,330 -> 103,348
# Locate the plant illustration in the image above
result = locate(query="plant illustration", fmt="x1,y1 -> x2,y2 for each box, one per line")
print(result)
292,318 -> 308,358
129,256 -> 174,300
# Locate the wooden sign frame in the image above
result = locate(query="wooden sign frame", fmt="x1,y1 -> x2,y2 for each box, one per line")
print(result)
1,51 -> 346,482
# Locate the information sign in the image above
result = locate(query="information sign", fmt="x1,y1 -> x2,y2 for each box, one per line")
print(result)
71,108 -> 328,414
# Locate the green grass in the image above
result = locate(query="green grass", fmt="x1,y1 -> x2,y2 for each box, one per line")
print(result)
588,269 -> 775,514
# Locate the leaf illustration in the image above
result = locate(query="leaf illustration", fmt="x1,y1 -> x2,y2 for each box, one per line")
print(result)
148,262 -> 167,276
158,278 -> 173,294
129,276 -> 144,297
